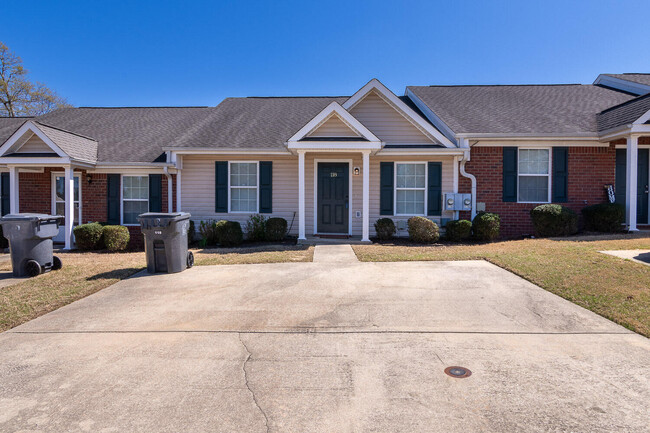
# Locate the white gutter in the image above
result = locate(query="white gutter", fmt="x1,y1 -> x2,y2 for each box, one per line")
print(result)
458,139 -> 477,220
163,166 -> 173,212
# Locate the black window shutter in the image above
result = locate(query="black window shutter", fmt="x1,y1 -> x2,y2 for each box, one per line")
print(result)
503,147 -> 518,202
107,174 -> 121,224
215,161 -> 228,212
149,174 -> 163,212
1,172 -> 10,216
552,147 -> 569,203
380,162 -> 394,215
259,161 -> 272,213
615,149 -> 626,206
427,162 -> 442,216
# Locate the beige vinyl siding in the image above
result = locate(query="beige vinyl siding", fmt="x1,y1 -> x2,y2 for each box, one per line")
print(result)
181,155 -> 300,235
181,153 -> 456,238
16,135 -> 52,153
349,91 -> 435,144
307,115 -> 359,138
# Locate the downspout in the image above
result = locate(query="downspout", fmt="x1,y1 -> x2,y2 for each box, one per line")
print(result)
163,166 -> 173,213
458,138 -> 477,220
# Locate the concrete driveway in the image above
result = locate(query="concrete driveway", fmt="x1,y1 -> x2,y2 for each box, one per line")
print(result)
1,250 -> 649,432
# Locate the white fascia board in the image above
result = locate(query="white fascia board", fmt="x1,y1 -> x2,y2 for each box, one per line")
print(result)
163,147 -> 292,155
404,87 -> 458,145
376,148 -> 465,156
455,132 -> 600,139
634,108 -> 650,125
0,157 -> 72,166
474,140 -> 607,147
594,74 -> 650,96
287,101 -> 380,143
287,141 -> 382,150
342,79 -> 456,148
0,121 -> 68,158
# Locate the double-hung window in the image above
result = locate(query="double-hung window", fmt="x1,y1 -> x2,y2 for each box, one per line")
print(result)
395,162 -> 426,215
229,162 -> 258,212
518,149 -> 550,203
122,175 -> 149,225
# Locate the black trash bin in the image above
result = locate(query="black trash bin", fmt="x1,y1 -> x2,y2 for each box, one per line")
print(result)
0,214 -> 64,277
138,212 -> 193,274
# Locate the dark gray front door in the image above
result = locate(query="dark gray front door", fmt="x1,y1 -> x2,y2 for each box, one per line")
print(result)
317,162 -> 349,234
615,149 -> 649,224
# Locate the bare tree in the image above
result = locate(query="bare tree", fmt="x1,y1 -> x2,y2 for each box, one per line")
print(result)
0,41 -> 71,117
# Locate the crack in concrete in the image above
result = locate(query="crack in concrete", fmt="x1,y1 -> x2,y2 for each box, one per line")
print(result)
239,333 -> 270,433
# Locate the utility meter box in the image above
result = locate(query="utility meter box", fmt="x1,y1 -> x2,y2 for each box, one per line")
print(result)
444,193 -> 472,211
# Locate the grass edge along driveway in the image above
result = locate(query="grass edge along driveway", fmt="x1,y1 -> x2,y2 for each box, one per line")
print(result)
353,233 -> 650,338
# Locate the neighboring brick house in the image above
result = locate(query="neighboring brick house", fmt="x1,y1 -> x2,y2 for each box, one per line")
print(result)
0,73 -> 649,248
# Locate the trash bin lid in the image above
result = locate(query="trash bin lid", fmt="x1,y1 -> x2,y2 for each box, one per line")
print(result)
0,213 -> 63,222
137,212 -> 191,221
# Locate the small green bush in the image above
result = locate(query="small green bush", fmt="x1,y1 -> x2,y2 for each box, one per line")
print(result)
374,218 -> 396,241
215,220 -> 243,247
73,222 -> 104,250
530,204 -> 578,237
245,214 -> 267,241
0,225 -> 7,249
582,203 -> 625,232
407,216 -> 439,244
199,220 -> 218,246
265,217 -> 287,242
445,219 -> 472,242
102,225 -> 130,251
472,212 -> 501,241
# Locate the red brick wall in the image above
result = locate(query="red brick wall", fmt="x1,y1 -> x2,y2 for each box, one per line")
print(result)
18,170 -> 177,250
459,143 -> 618,238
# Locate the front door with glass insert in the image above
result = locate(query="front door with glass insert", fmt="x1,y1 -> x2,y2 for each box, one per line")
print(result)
53,174 -> 80,243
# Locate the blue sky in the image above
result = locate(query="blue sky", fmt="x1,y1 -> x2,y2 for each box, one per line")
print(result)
3,0 -> 648,107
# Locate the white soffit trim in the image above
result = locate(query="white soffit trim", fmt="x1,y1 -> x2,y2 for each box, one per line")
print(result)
593,74 -> 650,96
287,101 -> 380,143
474,140 -> 607,147
0,120 -> 68,158
342,78 -> 456,149
634,107 -> 650,125
162,147 -> 292,155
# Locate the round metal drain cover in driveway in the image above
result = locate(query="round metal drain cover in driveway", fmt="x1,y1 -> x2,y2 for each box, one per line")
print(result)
444,366 -> 472,378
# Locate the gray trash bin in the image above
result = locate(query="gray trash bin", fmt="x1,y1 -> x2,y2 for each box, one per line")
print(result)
138,212 -> 194,274
0,214 -> 64,277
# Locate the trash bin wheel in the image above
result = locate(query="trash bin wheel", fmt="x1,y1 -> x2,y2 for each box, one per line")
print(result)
187,251 -> 194,269
25,260 -> 42,277
52,256 -> 63,271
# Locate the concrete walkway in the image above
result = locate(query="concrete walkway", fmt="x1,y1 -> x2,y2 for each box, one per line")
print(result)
601,249 -> 650,266
312,244 -> 359,263
1,260 -> 649,432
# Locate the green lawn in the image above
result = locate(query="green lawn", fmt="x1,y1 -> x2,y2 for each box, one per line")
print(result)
353,233 -> 650,337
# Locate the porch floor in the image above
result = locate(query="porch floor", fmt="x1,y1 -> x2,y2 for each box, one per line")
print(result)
298,235 -> 371,245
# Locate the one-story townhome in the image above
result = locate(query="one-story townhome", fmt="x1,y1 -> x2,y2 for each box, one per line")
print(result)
0,73 -> 649,248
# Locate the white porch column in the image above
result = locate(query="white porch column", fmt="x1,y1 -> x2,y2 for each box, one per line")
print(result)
626,135 -> 639,231
8,166 -> 19,214
63,166 -> 75,249
298,150 -> 306,240
361,151 -> 370,242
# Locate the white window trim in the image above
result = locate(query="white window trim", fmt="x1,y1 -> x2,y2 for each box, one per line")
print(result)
517,147 -> 552,204
394,161 -> 428,217
121,174 -> 149,226
51,171 -> 82,224
228,161 -> 260,214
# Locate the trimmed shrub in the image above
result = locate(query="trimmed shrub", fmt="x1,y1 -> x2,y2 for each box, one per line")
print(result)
582,203 -> 625,232
245,214 -> 267,242
445,219 -> 472,242
0,225 -> 7,249
199,220 -> 218,246
265,217 -> 287,242
530,204 -> 578,237
215,220 -> 243,247
472,212 -> 501,242
102,225 -> 130,251
73,222 -> 104,250
407,216 -> 439,244
375,218 -> 396,241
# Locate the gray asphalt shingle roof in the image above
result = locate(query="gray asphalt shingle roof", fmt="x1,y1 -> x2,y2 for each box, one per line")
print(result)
0,117 -> 32,145
407,84 -> 634,135
31,122 -> 98,163
167,97 -> 348,150
603,74 -> 650,87
597,93 -> 650,131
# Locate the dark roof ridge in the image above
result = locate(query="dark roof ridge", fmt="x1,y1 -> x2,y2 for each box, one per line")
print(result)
0,116 -> 35,119
244,96 -> 349,99
419,84 -> 585,88
33,121 -> 98,142
75,106 -> 210,109
599,92 -> 650,115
